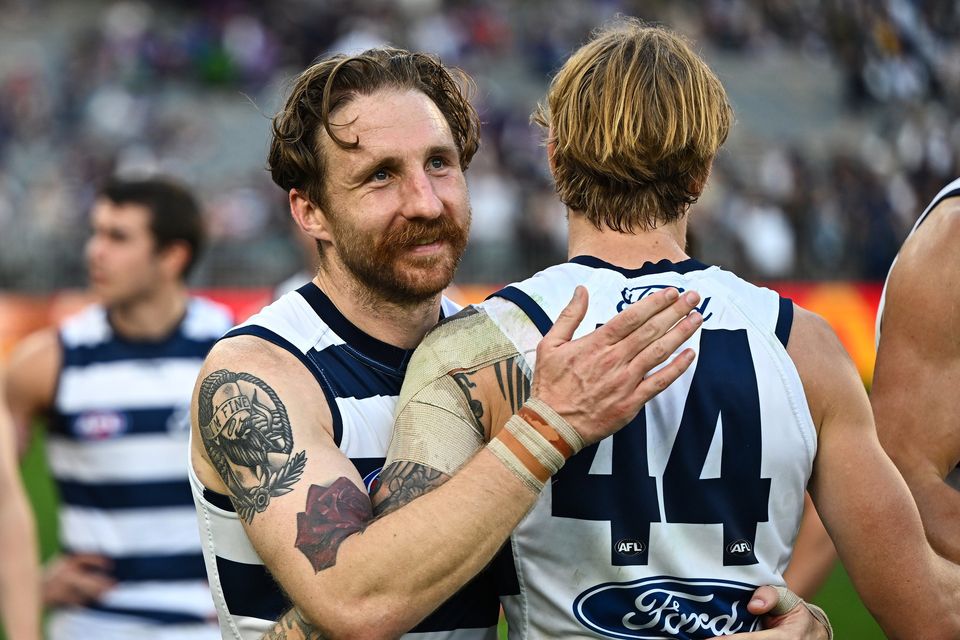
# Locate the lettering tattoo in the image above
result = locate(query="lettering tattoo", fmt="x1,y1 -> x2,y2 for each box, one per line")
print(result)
197,369 -> 306,523
295,477 -> 373,572
372,462 -> 449,518
263,608 -> 327,640
493,356 -> 531,415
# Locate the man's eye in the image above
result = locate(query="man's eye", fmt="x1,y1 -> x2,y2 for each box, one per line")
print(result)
429,157 -> 446,169
371,169 -> 389,182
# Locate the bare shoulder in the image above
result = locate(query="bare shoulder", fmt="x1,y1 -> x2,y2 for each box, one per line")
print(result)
787,306 -> 865,434
4,327 -> 61,435
880,197 -> 960,358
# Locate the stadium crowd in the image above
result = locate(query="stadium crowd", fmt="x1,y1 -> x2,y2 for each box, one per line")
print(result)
0,0 -> 957,290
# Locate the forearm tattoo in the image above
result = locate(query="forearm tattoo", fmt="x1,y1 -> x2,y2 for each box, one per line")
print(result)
197,369 -> 306,523
493,356 -> 531,415
294,477 -> 373,572
262,608 -> 327,640
372,462 -> 449,518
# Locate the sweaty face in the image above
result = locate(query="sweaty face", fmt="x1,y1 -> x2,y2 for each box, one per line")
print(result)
319,90 -> 471,305
85,200 -> 162,307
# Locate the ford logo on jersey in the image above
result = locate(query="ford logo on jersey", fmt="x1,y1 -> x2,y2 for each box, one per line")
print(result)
573,576 -> 760,639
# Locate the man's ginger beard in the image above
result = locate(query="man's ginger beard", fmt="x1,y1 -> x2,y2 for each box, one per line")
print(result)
324,210 -> 470,306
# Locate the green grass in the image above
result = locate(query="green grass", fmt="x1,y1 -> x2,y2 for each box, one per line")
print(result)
8,428 -> 886,639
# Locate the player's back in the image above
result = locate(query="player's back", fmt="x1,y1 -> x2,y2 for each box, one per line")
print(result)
480,256 -> 816,639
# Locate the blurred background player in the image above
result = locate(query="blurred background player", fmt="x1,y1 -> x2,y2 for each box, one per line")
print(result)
3,178 -> 230,639
378,19 -> 960,639
0,373 -> 41,640
872,177 -> 960,562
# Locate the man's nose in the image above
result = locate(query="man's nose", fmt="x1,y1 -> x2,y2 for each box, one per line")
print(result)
400,170 -> 443,220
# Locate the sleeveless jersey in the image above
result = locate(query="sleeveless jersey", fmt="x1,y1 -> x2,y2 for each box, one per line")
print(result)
48,297 -> 232,629
877,177 -> 960,344
189,282 -> 500,640
480,256 -> 816,639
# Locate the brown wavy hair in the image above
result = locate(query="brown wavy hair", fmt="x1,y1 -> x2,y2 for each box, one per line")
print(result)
268,47 -> 481,209
534,19 -> 733,232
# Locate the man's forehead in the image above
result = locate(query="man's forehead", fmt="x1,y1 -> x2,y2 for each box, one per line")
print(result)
322,89 -> 455,156
91,199 -> 151,229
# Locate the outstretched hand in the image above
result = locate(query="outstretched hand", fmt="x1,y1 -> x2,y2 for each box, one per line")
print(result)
531,285 -> 702,446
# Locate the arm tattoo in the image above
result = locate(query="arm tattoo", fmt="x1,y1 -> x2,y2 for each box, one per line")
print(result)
493,356 -> 531,415
372,462 -> 449,518
197,369 -> 307,523
294,477 -> 373,572
452,371 -> 484,429
262,608 -> 327,640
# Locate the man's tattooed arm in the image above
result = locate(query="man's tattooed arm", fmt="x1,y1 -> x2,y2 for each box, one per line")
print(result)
196,369 -> 306,523
492,356 -> 531,416
261,608 -> 327,640
372,462 -> 449,518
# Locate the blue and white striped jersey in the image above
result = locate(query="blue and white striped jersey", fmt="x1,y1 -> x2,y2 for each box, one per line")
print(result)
48,297 -> 232,630
479,256 -> 815,639
190,282 -> 500,640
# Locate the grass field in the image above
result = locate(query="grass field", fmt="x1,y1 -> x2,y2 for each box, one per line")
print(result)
9,428 -> 885,639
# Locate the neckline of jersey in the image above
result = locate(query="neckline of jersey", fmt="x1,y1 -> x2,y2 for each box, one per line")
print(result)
296,282 -> 432,371
569,255 -> 711,277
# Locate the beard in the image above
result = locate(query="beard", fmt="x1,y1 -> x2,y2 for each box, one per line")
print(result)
328,210 -> 470,307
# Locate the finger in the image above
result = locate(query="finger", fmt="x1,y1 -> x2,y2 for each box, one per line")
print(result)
748,585 -> 799,616
626,312 -> 702,382
542,286 -> 588,346
70,571 -> 116,601
609,291 -> 702,358
601,287 -> 686,344
629,347 -> 696,404
71,553 -> 114,571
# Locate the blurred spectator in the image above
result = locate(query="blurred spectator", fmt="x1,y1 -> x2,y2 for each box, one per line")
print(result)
0,0 -> 957,291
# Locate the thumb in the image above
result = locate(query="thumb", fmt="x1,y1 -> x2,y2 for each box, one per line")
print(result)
543,286 -> 588,345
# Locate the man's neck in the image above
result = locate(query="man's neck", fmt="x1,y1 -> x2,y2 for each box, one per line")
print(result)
314,264 -> 442,351
566,212 -> 689,267
107,283 -> 190,341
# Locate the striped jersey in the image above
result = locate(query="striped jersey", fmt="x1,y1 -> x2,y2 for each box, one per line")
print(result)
189,282 -> 501,640
479,256 -> 816,639
877,177 -> 960,344
48,297 -> 232,628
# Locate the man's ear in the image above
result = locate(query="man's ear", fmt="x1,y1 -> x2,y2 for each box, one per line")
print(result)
546,134 -> 558,176
157,240 -> 192,282
290,189 -> 333,244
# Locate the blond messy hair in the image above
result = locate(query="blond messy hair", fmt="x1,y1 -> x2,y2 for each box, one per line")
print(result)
534,19 -> 732,232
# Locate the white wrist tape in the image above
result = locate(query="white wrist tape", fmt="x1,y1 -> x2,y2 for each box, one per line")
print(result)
488,397 -> 583,493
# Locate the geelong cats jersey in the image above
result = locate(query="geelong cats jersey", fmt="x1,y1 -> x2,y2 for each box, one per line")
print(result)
49,297 -> 232,629
190,282 -> 500,640
480,256 -> 816,639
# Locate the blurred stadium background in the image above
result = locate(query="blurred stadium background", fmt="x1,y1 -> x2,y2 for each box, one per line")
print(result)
2,0 -> 958,637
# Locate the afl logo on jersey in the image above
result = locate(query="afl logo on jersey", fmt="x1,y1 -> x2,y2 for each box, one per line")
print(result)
74,411 -> 127,439
573,576 -> 760,639
615,539 -> 645,556
727,540 -> 753,556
